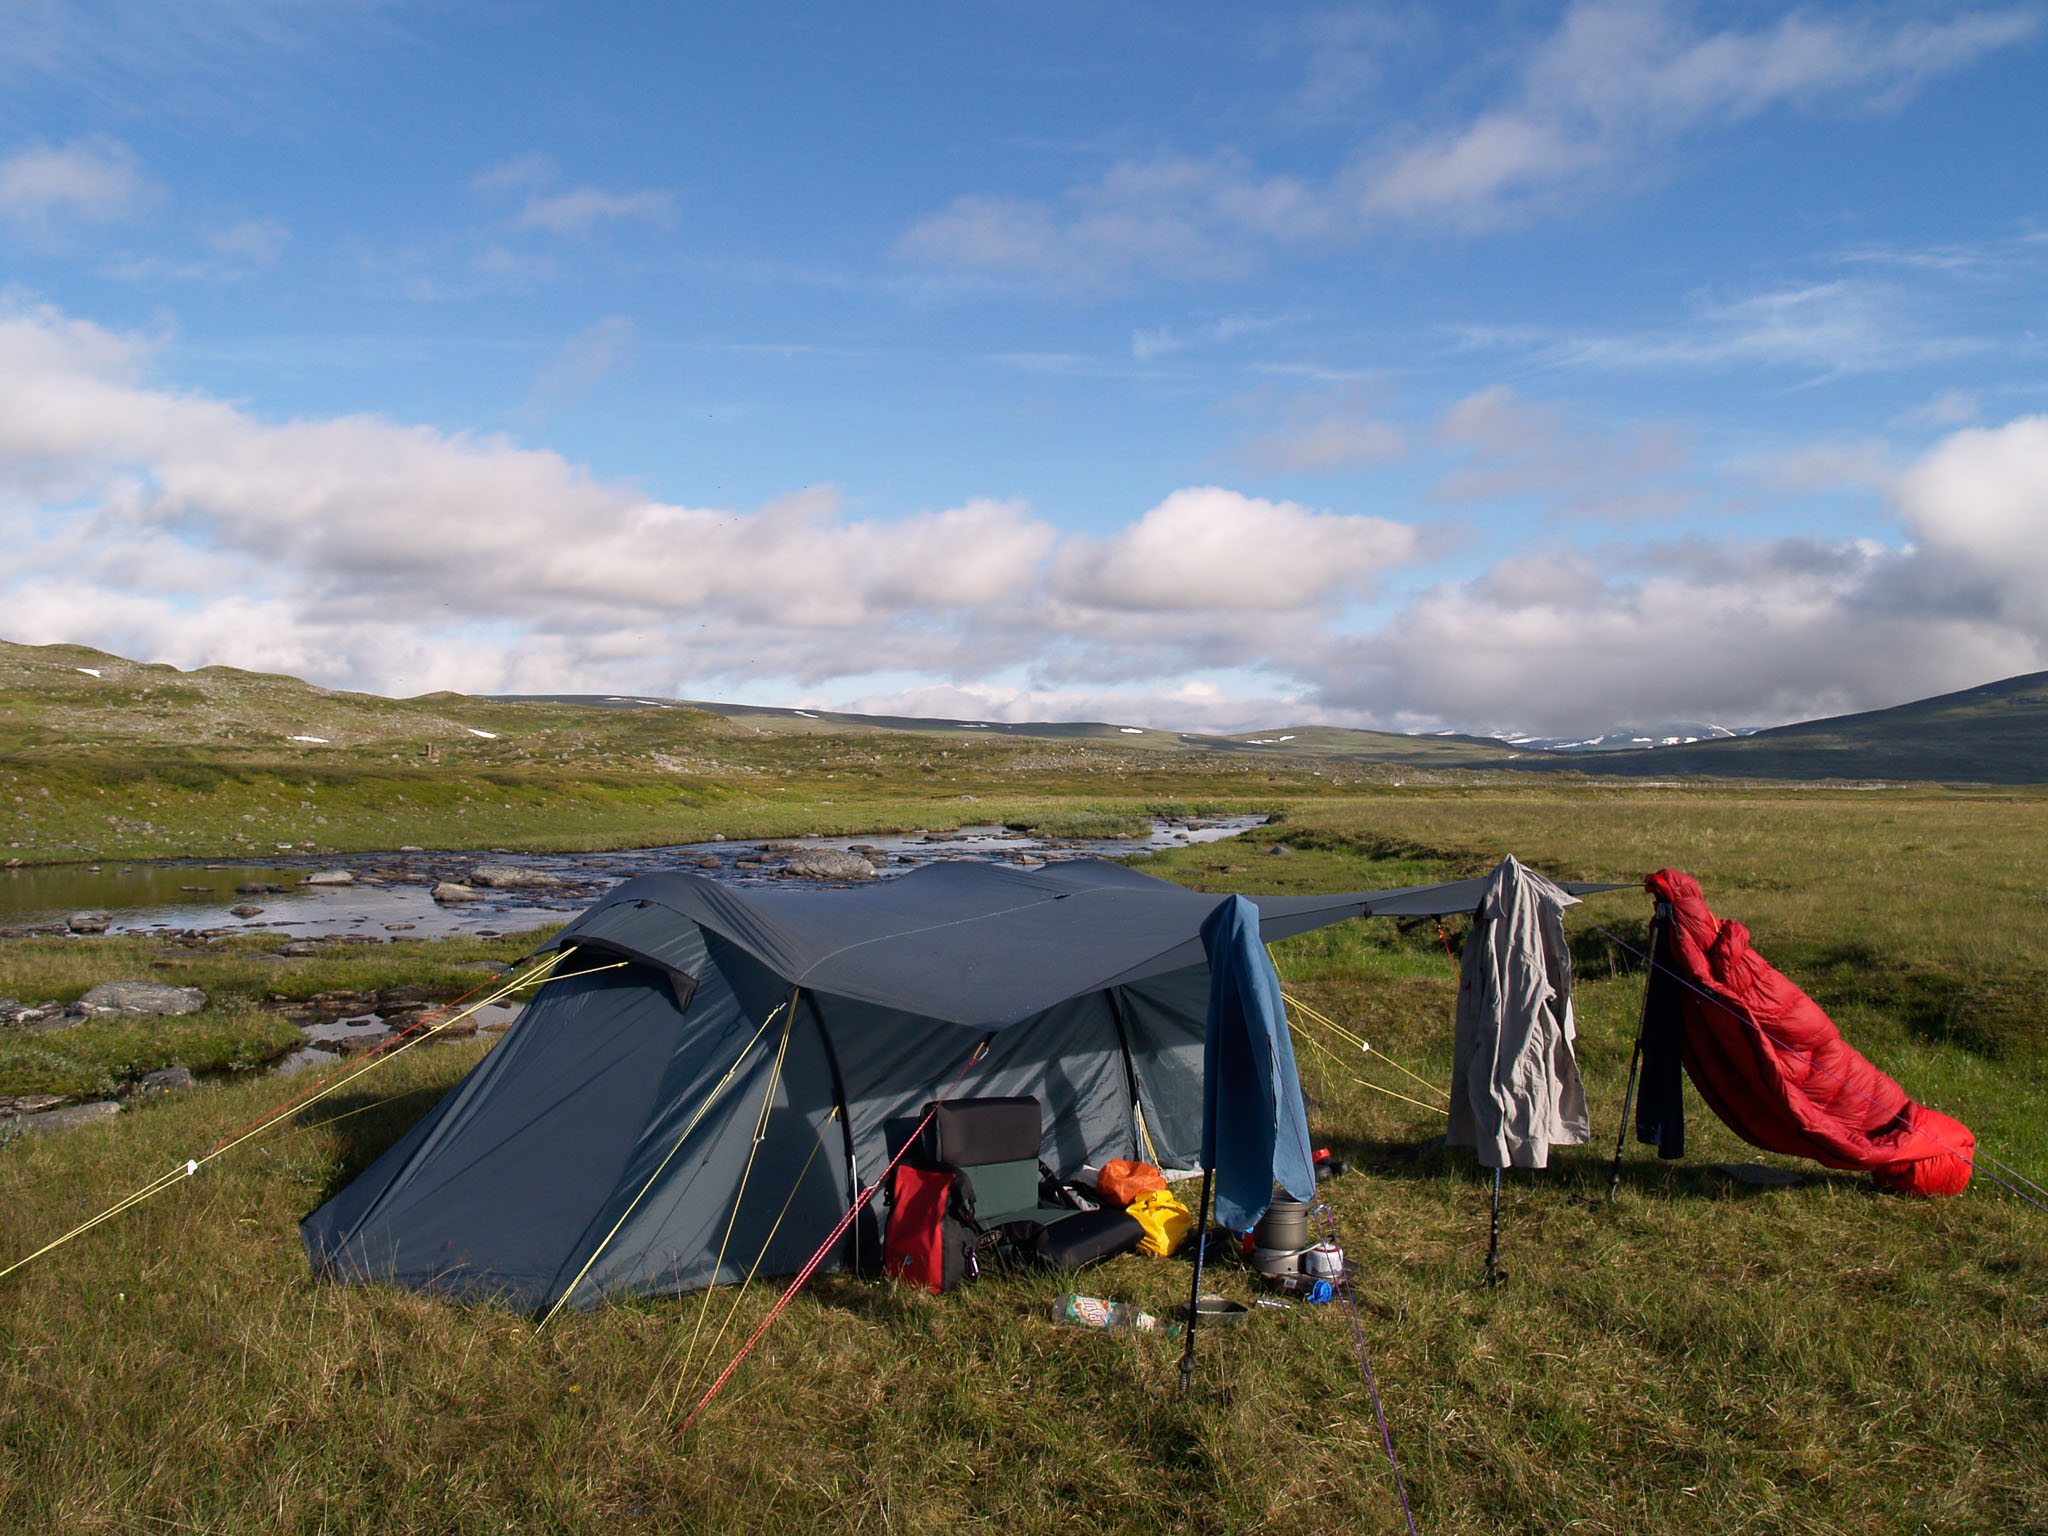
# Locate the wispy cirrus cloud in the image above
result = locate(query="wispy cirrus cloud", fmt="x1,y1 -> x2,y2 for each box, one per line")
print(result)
0,136 -> 156,239
899,3 -> 2036,287
472,152 -> 675,237
1451,276 -> 2004,380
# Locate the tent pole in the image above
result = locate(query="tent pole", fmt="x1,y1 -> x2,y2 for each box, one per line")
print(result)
1483,1165 -> 1505,1287
1175,1166 -> 1215,1399
1606,911 -> 1664,1203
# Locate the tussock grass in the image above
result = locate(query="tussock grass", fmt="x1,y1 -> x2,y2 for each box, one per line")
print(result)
2,786 -> 2046,1532
0,1004 -> 303,1099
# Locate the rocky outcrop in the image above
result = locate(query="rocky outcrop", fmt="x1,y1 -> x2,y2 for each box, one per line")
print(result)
20,1101 -> 121,1133
77,980 -> 209,1017
779,849 -> 878,881
467,865 -> 562,889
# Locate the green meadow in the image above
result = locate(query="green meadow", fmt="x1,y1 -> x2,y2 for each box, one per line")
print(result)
2,782 -> 2045,1533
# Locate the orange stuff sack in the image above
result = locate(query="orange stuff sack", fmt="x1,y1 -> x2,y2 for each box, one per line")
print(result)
1096,1159 -> 1167,1207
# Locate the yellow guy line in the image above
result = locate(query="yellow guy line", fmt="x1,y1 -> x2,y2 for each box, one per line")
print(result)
1290,1018 -> 1448,1117
663,1105 -> 839,1422
1283,989 -> 1448,1104
0,950 -> 572,1284
537,998 -> 792,1331
679,990 -> 799,1382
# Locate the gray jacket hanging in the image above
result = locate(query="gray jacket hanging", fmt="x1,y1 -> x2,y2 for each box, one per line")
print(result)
1446,856 -> 1590,1169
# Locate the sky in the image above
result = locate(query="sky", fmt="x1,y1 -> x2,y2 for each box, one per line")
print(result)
2,0 -> 2046,738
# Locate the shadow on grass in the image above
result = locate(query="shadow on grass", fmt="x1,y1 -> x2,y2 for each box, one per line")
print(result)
291,1084 -> 449,1197
1320,1130 -> 1872,1203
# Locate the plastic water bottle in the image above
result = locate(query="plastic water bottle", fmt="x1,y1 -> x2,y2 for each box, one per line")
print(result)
1051,1293 -> 1182,1335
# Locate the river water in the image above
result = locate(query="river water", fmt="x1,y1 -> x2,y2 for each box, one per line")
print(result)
0,816 -> 1266,942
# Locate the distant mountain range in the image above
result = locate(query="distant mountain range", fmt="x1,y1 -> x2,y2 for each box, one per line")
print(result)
498,670 -> 2048,784
3,637 -> 2042,784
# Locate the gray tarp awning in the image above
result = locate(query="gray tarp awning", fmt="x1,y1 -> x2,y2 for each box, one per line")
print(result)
554,858 -> 1629,1030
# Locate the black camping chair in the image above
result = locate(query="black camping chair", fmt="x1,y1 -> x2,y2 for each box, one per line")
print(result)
908,1096 -> 1143,1270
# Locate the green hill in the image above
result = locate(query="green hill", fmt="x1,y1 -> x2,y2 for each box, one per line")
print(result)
1532,671 -> 2048,784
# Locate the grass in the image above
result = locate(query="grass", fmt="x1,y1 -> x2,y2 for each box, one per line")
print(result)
2,785 -> 2046,1531
0,931 -> 554,1100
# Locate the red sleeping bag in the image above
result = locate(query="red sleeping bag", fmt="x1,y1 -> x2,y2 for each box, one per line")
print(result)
1646,870 -> 1973,1197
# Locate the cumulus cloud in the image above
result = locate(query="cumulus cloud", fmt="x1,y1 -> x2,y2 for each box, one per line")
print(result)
5,300 -> 2048,737
900,4 -> 2033,284
0,136 -> 154,237
1052,488 -> 1416,610
0,303 -> 1396,701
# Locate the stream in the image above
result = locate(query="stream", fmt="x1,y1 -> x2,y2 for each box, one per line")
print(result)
0,816 -> 1268,942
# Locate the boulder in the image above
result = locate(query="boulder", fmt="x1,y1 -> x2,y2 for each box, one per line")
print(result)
229,904 -> 264,918
467,865 -> 562,889
757,840 -> 806,854
780,849 -> 877,881
66,910 -> 111,934
304,869 -> 355,886
139,1066 -> 196,1094
432,882 -> 483,903
236,882 -> 287,895
22,1101 -> 121,1133
77,980 -> 208,1017
1265,844 -> 1295,857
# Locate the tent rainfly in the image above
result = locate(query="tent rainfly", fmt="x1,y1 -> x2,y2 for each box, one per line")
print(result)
305,858 -> 1611,1313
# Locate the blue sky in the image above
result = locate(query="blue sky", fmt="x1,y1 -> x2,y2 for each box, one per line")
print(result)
3,1 -> 2045,736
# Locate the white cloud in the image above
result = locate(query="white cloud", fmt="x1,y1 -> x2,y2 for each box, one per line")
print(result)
899,5 -> 2034,284
471,152 -> 675,237
0,136 -> 153,237
204,219 -> 290,264
6,301 -> 2048,737
1489,279 -> 1986,376
1360,2 -> 2037,228
1894,415 -> 2048,630
1430,384 -> 1691,519
1239,386 -> 1408,473
528,315 -> 636,410
518,186 -> 676,235
900,154 -> 1325,289
1052,487 -> 1416,611
472,153 -> 560,195
1892,388 -> 1980,430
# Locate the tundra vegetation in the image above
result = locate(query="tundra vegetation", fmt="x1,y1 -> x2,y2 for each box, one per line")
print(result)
1,640 -> 2044,1532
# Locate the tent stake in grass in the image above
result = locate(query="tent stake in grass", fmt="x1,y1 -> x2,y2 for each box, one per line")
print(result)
1483,1166 -> 1506,1288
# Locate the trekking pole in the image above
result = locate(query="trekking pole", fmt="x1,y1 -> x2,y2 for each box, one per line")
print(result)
1482,1166 -> 1505,1287
1176,1166 -> 1215,1398
1606,909 -> 1665,1203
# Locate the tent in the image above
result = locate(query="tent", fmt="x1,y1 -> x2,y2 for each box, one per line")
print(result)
306,857 -> 1558,1314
